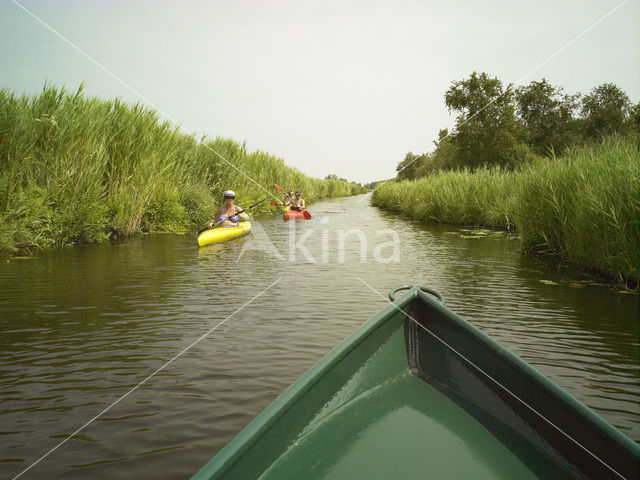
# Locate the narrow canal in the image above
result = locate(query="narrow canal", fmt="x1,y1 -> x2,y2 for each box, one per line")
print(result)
1,194 -> 638,479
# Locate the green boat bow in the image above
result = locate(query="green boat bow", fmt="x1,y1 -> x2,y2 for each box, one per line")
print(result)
192,286 -> 640,479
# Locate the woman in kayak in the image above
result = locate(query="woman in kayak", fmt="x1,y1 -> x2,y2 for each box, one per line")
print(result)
207,190 -> 249,228
291,190 -> 306,210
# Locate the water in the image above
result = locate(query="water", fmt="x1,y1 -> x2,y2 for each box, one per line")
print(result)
1,195 -> 638,479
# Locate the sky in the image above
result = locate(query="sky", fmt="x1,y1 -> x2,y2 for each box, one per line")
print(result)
1,0 -> 638,184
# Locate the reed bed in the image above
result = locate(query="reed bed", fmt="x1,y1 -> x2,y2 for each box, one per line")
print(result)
514,138 -> 639,284
372,167 -> 518,230
0,86 -> 365,253
372,137 -> 639,285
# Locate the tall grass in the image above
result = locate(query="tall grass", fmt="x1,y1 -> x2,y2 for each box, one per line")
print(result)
372,137 -> 639,285
0,85 -> 365,253
514,138 -> 639,283
372,167 -> 518,230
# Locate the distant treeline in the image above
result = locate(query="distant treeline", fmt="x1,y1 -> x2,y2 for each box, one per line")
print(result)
0,85 -> 367,253
363,180 -> 383,190
396,72 -> 639,179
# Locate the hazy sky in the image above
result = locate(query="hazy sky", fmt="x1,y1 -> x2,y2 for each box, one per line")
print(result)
1,0 -> 638,183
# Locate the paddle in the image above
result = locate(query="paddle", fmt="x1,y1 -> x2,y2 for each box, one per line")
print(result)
269,200 -> 280,206
197,197 -> 269,236
274,184 -> 311,219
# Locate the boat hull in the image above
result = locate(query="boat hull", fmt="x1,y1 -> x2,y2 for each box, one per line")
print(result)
192,286 -> 640,479
283,209 -> 305,220
196,222 -> 251,246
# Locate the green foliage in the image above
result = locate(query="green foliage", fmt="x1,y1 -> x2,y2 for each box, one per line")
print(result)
515,79 -> 580,156
385,73 -> 638,284
0,85 -> 362,253
514,137 -> 639,284
580,83 -> 633,141
373,167 -> 517,230
396,152 -> 428,181
630,102 -> 640,129
375,137 -> 639,285
363,180 -> 383,190
414,130 -> 459,177
325,173 -> 367,194
444,72 -> 531,170
394,75 -> 637,183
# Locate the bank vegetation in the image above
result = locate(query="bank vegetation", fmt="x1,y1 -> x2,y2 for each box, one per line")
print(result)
0,85 -> 366,253
372,73 -> 639,286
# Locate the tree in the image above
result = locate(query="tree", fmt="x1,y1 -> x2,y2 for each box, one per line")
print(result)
412,129 -> 457,178
623,101 -> 640,139
515,79 -> 580,155
325,173 -> 347,182
396,152 -> 427,181
580,83 -> 632,141
445,72 -> 530,169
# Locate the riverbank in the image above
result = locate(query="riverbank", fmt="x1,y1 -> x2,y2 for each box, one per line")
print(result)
371,136 -> 639,287
0,85 -> 366,254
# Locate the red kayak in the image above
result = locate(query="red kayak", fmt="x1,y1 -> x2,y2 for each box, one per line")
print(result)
283,208 -> 308,220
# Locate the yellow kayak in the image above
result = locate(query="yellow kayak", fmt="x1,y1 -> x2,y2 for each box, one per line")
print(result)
197,221 -> 251,246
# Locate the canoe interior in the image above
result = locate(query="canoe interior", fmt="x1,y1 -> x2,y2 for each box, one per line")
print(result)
192,287 -> 640,480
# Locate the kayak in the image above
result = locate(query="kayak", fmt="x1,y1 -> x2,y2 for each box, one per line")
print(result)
283,209 -> 306,220
196,222 -> 251,246
192,285 -> 640,479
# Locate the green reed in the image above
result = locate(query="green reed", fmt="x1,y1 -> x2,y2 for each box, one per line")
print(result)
372,167 -> 518,230
514,137 -> 639,284
0,85 -> 365,253
372,137 -> 639,285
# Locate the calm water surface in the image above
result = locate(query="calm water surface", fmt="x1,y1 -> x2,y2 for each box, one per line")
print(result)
1,195 -> 638,479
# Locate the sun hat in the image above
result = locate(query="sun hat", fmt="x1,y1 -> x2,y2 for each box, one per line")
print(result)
223,190 -> 235,197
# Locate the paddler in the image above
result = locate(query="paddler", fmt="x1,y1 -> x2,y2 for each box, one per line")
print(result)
282,191 -> 294,207
207,190 -> 249,228
291,190 -> 306,210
